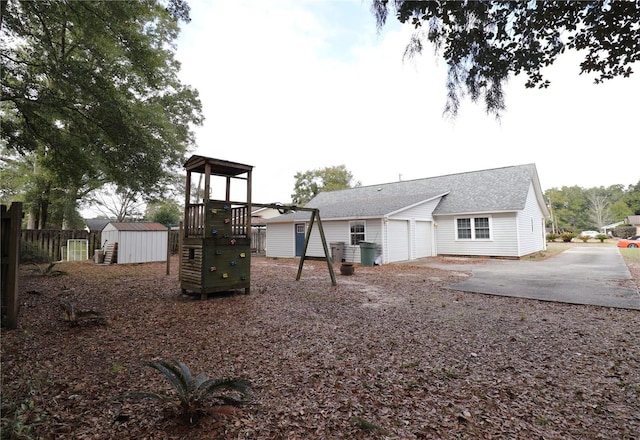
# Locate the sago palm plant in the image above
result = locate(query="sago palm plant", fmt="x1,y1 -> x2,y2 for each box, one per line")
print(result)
117,359 -> 250,422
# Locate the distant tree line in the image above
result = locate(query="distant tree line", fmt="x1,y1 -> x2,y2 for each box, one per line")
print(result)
544,181 -> 640,234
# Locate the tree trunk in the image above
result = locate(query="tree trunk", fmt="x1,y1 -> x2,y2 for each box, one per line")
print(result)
38,183 -> 51,229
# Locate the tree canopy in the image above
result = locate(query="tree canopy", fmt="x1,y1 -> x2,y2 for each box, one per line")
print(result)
372,1 -> 640,117
544,181 -> 639,233
145,199 -> 182,226
291,165 -> 361,206
0,0 -> 203,227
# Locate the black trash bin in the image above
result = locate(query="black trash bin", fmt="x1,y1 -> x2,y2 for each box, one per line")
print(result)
359,241 -> 377,267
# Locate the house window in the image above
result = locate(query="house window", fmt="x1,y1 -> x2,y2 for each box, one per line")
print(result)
456,217 -> 491,240
474,217 -> 490,239
350,221 -> 365,245
457,218 -> 472,239
296,224 -> 305,234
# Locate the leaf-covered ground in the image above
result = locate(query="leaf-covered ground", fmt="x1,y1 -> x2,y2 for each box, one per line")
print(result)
2,254 -> 639,439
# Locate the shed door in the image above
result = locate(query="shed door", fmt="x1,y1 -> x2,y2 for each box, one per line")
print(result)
295,223 -> 306,257
387,220 -> 409,262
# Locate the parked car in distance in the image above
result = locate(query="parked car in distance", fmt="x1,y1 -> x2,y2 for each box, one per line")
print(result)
580,231 -> 600,238
617,235 -> 640,248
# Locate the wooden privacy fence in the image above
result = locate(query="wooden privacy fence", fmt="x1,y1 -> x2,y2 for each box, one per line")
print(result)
252,227 -> 266,254
22,230 -> 103,261
22,229 -> 186,262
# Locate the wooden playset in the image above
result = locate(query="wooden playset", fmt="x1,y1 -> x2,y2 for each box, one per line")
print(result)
179,154 -> 336,299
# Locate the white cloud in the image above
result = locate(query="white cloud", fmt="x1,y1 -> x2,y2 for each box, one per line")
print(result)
176,0 -> 640,206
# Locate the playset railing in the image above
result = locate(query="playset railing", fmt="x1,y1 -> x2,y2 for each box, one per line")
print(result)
184,203 -> 249,238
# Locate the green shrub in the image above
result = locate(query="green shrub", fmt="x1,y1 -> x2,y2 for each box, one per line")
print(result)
595,234 -> 608,242
546,233 -> 558,242
613,225 -> 636,239
578,235 -> 590,242
1,399 -> 42,440
560,232 -> 575,242
20,241 -> 50,264
30,263 -> 66,277
115,359 -> 250,423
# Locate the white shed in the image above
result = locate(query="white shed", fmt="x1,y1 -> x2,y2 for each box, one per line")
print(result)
101,222 -> 168,264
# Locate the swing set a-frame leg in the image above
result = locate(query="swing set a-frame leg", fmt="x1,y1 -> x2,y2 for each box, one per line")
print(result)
296,209 -> 337,286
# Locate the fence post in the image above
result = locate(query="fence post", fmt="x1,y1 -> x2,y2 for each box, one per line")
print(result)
166,225 -> 171,276
1,202 -> 23,329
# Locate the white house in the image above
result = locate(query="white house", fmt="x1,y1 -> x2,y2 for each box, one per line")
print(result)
101,222 -> 168,264
265,164 -> 549,263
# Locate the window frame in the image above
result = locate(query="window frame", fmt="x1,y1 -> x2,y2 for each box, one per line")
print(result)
349,220 -> 366,246
455,216 -> 492,240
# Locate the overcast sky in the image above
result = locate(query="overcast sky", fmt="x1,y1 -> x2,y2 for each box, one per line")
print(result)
175,0 -> 640,205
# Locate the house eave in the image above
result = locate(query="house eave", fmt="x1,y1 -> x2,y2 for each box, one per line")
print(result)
266,214 -> 384,224
434,209 -> 520,217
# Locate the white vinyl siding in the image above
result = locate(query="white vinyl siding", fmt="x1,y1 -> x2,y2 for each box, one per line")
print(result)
265,223 -> 296,258
267,219 -> 383,263
516,183 -> 547,256
436,213 -> 519,257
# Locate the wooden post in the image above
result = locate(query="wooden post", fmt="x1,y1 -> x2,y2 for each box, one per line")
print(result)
245,170 -> 252,294
184,170 -> 191,237
296,211 -> 314,281
166,225 -> 171,275
178,220 -> 183,287
204,163 -> 211,202
1,202 -> 22,329
314,210 -> 336,286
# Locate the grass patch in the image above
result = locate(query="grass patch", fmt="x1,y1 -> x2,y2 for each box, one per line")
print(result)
401,360 -> 420,369
351,416 -> 386,434
620,248 -> 640,263
536,415 -> 551,426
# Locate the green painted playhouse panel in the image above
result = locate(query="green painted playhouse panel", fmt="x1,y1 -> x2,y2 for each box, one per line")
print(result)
201,238 -> 250,291
180,200 -> 251,294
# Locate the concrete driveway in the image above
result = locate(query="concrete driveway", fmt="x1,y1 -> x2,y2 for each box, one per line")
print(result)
445,246 -> 640,310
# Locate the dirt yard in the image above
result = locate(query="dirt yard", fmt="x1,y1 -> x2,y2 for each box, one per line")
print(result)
2,253 -> 639,439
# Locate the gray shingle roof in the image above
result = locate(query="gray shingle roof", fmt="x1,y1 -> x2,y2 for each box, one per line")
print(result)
270,164 -> 541,221
85,218 -> 112,231
103,222 -> 167,231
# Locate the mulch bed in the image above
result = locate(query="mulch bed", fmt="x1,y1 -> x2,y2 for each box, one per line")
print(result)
2,255 -> 639,439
